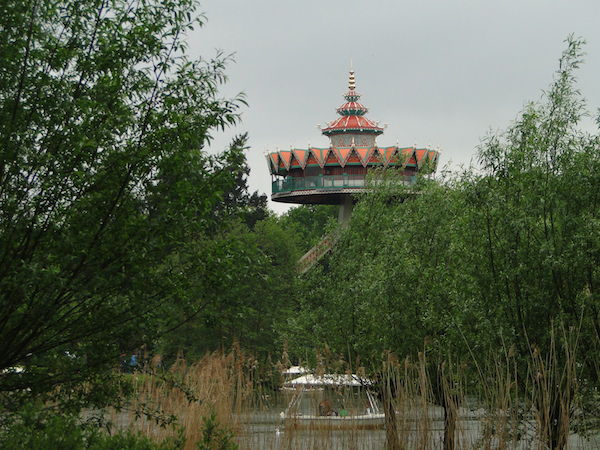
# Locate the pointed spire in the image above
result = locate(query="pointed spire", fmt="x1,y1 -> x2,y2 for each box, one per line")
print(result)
343,69 -> 361,102
321,67 -> 384,144
348,69 -> 356,91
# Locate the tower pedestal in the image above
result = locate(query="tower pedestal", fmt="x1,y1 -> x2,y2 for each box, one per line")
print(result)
338,195 -> 354,224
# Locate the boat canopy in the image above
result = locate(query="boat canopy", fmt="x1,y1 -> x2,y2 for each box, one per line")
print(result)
282,366 -> 310,375
284,373 -> 372,388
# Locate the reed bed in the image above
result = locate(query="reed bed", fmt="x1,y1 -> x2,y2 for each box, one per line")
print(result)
109,349 -> 256,449
108,335 -> 599,449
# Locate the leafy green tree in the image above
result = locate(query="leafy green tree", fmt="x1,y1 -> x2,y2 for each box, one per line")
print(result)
157,216 -> 300,361
0,403 -> 180,449
197,411 -> 238,450
286,36 -> 600,450
461,36 -> 600,449
277,204 -> 338,254
283,174 -> 468,364
216,134 -> 268,229
153,136 -> 299,361
0,0 -> 246,409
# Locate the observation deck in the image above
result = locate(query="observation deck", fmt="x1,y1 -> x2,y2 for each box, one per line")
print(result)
266,69 -> 440,206
271,174 -> 416,204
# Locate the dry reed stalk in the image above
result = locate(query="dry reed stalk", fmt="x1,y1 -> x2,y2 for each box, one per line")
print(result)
416,352 -> 433,450
529,326 -> 579,450
104,335 -> 585,450
439,359 -> 464,450
109,349 -> 254,449
382,352 -> 463,450
393,356 -> 414,450
477,347 -> 524,450
470,324 -> 582,450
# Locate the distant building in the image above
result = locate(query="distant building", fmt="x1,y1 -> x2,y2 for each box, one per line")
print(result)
266,69 -> 440,221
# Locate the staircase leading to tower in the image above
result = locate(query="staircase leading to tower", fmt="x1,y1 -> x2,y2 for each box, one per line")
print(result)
298,233 -> 339,274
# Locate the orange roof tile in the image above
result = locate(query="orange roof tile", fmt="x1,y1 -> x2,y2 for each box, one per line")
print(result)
346,150 -> 361,164
381,147 -> 396,165
415,149 -> 427,168
269,152 -> 279,170
325,151 -> 338,165
355,147 -> 373,166
279,151 -> 292,170
311,148 -> 329,167
289,154 -> 301,168
292,149 -> 309,169
368,149 -> 383,164
333,147 -> 352,167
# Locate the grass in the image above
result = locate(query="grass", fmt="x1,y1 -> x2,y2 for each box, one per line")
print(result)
107,334 -> 599,450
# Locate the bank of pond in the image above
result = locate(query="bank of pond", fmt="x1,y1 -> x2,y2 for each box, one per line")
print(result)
99,352 -> 600,449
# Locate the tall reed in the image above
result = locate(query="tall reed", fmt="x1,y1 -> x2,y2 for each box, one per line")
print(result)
108,333 -> 596,449
110,349 -> 255,449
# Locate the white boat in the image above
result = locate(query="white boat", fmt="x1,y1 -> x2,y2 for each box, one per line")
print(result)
281,373 -> 385,430
281,365 -> 310,381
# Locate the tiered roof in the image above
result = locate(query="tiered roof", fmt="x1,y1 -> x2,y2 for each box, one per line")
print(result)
321,70 -> 384,137
267,146 -> 439,175
266,68 -> 441,178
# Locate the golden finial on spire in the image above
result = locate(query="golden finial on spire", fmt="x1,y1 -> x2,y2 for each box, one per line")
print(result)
348,70 -> 356,91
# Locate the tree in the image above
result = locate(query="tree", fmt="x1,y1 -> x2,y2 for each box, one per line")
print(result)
156,216 -> 300,362
0,0 -> 246,408
216,133 -> 269,229
286,36 -> 600,449
282,174 -> 472,449
277,204 -> 338,254
153,136 -> 299,362
463,36 -> 600,449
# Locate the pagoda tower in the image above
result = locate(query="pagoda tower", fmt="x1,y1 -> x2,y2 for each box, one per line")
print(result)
266,69 -> 440,223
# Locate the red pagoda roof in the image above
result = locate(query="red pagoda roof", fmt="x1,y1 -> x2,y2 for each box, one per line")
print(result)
321,70 -> 384,137
266,146 -> 439,174
322,115 -> 383,135
266,68 -> 442,188
336,101 -> 368,116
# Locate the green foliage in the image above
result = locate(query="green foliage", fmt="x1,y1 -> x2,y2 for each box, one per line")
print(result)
0,403 -> 179,449
281,36 -> 599,450
0,0 -> 249,409
91,432 -> 179,450
156,215 -> 300,361
196,411 -> 238,450
278,204 -> 338,253
464,36 -> 600,367
284,176 -> 469,367
215,134 -> 268,229
286,36 -> 600,388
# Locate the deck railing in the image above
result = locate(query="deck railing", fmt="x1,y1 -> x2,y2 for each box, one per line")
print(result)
272,174 -> 416,194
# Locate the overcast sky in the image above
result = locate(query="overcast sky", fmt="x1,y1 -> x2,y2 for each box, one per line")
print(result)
189,0 -> 600,214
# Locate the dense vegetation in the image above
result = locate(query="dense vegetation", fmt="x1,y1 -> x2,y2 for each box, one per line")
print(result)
0,1 -> 334,445
289,37 -> 600,371
283,37 -> 600,449
1,0 -> 598,447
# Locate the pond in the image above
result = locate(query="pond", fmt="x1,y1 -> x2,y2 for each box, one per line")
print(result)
234,394 -> 600,449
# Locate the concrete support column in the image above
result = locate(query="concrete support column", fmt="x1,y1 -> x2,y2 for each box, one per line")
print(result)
338,195 -> 354,224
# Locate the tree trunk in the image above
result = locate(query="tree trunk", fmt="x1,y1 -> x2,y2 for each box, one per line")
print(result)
381,373 -> 401,450
542,390 -> 569,450
533,340 -> 574,450
442,399 -> 456,450
379,370 -> 402,450
431,361 -> 458,450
